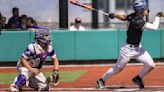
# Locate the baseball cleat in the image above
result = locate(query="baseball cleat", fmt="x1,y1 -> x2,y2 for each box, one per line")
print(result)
9,85 -> 19,92
132,76 -> 144,89
97,78 -> 105,89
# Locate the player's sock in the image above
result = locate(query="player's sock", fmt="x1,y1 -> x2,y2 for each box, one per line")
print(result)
15,74 -> 26,88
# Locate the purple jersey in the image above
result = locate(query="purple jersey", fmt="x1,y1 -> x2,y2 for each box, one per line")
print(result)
20,42 -> 56,69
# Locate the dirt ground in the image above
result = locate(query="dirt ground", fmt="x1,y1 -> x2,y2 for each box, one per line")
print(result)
1,64 -> 164,91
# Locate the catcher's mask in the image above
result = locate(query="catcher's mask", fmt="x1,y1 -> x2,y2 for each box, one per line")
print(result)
35,28 -> 51,49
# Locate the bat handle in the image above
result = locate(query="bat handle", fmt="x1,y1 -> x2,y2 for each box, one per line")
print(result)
103,12 -> 110,16
97,10 -> 109,16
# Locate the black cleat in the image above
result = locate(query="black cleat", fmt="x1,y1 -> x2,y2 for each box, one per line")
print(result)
132,76 -> 145,89
97,78 -> 105,89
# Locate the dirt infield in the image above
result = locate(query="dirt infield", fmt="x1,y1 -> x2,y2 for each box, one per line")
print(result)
1,64 -> 164,91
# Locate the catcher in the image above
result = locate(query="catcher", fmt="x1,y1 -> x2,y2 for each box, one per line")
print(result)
9,27 -> 59,92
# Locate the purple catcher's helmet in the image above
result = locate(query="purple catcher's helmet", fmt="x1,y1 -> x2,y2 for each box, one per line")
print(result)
133,0 -> 148,13
35,28 -> 51,45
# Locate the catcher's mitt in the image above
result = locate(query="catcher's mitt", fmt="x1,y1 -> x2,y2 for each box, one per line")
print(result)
46,69 -> 59,86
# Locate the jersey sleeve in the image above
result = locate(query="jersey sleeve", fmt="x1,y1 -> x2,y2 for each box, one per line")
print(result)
133,18 -> 145,30
48,45 -> 57,58
144,16 -> 160,30
126,13 -> 135,21
127,13 -> 145,30
69,26 -> 76,31
22,44 -> 35,59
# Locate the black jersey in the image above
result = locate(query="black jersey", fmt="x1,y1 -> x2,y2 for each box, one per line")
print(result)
126,13 -> 145,45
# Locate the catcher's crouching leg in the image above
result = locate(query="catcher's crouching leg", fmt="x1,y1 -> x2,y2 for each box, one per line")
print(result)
29,72 -> 49,91
9,74 -> 26,92
37,85 -> 49,91
46,69 -> 59,86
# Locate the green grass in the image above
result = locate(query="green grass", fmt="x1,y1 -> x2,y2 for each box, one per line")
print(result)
0,70 -> 86,84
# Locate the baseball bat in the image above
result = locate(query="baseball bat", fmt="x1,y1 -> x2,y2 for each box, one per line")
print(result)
70,0 -> 109,16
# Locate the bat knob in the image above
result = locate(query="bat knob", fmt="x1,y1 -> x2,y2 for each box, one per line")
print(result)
109,13 -> 115,19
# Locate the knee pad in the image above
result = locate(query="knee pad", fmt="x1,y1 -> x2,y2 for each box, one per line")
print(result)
15,74 -> 26,88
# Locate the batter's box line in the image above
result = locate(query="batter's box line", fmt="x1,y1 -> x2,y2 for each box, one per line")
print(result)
1,86 -> 164,92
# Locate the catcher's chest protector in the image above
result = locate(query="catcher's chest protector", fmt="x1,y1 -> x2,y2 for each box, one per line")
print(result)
28,43 -> 52,69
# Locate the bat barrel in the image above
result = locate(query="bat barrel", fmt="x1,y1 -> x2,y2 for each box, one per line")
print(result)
70,0 -> 109,16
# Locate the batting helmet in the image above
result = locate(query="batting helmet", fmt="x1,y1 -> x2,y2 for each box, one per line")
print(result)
133,0 -> 148,13
35,28 -> 51,45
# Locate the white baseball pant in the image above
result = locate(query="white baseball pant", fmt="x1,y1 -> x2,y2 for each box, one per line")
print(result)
102,43 -> 155,81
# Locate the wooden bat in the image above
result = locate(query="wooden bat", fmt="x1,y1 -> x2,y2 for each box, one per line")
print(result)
70,0 -> 109,16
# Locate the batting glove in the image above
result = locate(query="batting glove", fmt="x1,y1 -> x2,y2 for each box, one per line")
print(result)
156,12 -> 163,17
109,13 -> 115,19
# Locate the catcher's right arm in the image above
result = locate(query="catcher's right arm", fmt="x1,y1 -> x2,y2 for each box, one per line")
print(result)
46,69 -> 59,86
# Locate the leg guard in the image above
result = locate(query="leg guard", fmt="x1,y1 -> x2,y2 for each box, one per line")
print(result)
15,74 -> 26,88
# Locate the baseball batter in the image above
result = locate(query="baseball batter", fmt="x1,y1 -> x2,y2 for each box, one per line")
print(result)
97,0 -> 163,89
9,28 -> 59,91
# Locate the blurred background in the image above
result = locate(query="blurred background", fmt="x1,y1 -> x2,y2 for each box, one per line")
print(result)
0,0 -> 164,62
0,0 -> 163,30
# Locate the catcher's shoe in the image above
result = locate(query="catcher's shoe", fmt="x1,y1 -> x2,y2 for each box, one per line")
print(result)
132,76 -> 144,89
97,78 -> 105,89
9,85 -> 19,92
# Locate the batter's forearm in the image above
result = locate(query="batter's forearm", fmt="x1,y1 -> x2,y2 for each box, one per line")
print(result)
115,14 -> 127,21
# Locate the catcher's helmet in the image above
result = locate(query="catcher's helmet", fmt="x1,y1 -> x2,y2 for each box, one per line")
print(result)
133,0 -> 148,13
35,28 -> 51,45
